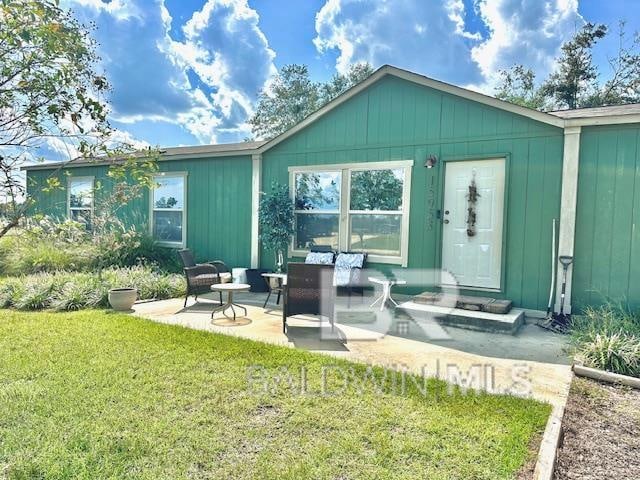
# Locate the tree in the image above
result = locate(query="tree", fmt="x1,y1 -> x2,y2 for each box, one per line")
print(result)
258,182 -> 294,272
496,22 -> 639,111
540,23 -> 607,109
249,62 -> 373,140
494,65 -> 547,110
318,63 -> 374,106
582,21 -> 640,107
0,0 -> 155,238
248,65 -> 319,140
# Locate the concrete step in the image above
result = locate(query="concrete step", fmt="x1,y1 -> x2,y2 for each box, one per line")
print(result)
397,301 -> 525,335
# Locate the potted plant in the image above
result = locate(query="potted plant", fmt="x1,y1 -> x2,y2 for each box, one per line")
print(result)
259,182 -> 295,273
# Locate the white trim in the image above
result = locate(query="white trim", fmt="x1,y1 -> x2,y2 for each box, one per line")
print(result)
67,176 -> 94,224
288,161 -> 412,265
400,164 -> 412,267
555,126 -> 581,314
251,154 -> 262,268
565,114 -> 640,127
150,171 -> 188,248
287,160 -> 414,173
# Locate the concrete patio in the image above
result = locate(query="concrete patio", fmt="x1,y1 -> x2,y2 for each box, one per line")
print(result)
133,292 -> 573,408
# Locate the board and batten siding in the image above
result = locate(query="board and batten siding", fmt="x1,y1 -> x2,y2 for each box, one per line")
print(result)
26,155 -> 254,268
261,75 -> 564,311
573,124 -> 640,310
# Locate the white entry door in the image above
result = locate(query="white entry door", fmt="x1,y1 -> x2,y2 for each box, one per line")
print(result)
441,158 -> 505,290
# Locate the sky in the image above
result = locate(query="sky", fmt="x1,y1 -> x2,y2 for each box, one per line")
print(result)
45,0 -> 640,160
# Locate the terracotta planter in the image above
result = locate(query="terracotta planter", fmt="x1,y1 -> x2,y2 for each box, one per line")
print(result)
108,288 -> 138,311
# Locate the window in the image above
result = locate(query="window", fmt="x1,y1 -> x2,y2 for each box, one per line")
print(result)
290,161 -> 412,265
151,173 -> 186,246
68,177 -> 93,229
348,168 -> 404,257
293,171 -> 341,250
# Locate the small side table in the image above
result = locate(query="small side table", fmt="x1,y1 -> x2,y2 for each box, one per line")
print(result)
211,283 -> 250,321
368,277 -> 407,311
261,273 -> 287,308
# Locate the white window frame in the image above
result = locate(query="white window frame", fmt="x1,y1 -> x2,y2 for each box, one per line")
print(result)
67,176 -> 94,226
150,172 -> 188,248
289,160 -> 413,266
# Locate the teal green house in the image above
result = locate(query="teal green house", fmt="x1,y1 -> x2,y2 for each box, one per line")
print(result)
24,65 -> 640,315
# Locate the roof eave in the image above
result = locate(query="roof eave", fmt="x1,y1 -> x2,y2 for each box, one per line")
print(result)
564,114 -> 640,127
21,147 -> 260,171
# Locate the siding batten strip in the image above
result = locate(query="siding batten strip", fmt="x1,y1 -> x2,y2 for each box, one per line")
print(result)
251,154 -> 262,268
555,126 -> 582,313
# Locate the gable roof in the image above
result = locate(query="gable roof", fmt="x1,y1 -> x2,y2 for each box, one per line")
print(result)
256,65 -> 640,153
256,65 -> 566,153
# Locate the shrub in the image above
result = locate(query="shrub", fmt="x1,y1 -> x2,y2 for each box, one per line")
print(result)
570,303 -> 640,377
575,331 -> 640,377
0,277 -> 23,308
0,217 -> 181,276
0,266 -> 186,312
50,273 -> 107,311
0,219 -> 96,276
13,274 -> 58,310
94,223 -> 181,273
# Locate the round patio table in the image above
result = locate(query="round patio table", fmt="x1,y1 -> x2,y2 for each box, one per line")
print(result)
211,283 -> 250,322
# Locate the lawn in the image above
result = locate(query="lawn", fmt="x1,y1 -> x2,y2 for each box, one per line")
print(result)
0,310 -> 550,479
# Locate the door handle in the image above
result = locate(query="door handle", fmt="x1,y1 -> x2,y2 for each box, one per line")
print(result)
443,219 -> 450,224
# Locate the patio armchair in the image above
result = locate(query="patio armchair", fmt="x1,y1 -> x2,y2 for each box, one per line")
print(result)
178,249 -> 231,307
282,262 -> 335,333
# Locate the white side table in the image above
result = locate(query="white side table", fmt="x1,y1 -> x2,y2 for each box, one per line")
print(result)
211,283 -> 250,321
368,277 -> 407,311
261,273 -> 287,308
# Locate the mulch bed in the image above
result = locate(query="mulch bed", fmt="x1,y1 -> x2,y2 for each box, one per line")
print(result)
555,377 -> 640,480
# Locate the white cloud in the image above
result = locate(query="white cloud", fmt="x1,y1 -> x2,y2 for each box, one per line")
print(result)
62,0 -> 275,145
472,0 -> 583,89
163,0 -> 276,142
314,0 -> 484,85
314,0 -> 584,92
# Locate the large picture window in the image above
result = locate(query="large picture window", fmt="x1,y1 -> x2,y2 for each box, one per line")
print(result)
68,177 -> 93,229
290,161 -> 412,265
151,173 -> 186,246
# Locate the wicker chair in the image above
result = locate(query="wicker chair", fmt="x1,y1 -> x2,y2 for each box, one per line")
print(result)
178,249 -> 231,307
282,262 -> 335,333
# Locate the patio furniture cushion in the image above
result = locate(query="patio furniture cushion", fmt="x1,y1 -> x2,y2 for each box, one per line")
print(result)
305,251 -> 335,265
333,252 -> 366,287
190,271 -> 232,287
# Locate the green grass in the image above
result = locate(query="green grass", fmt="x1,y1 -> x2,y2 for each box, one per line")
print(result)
0,311 -> 550,479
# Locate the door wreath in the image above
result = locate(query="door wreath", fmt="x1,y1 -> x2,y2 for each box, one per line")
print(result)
466,171 -> 480,237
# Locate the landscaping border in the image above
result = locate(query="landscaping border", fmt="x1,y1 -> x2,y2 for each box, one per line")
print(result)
532,374 -> 572,480
573,364 -> 640,389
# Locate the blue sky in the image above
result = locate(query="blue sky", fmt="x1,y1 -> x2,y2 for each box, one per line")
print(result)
48,0 -> 640,158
